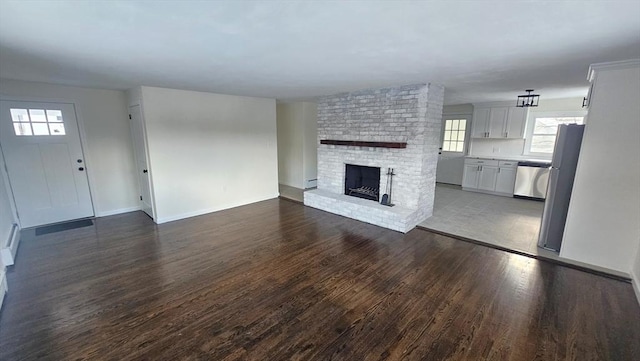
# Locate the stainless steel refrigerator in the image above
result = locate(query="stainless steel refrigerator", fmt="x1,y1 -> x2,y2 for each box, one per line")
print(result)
537,124 -> 585,252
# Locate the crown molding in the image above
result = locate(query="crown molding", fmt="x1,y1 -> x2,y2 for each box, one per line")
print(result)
588,59 -> 640,82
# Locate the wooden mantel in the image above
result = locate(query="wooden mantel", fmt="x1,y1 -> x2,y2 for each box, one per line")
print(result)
320,140 -> 407,149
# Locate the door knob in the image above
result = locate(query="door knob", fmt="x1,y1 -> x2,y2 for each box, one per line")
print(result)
77,159 -> 83,163
78,167 -> 85,171
143,169 -> 148,173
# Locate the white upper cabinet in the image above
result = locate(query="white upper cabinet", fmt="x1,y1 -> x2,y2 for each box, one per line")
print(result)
488,107 -> 508,137
472,106 -> 528,139
471,108 -> 490,138
505,107 -> 527,138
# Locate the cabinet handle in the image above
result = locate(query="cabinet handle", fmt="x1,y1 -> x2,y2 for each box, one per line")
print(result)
498,168 -> 501,173
506,131 -> 509,137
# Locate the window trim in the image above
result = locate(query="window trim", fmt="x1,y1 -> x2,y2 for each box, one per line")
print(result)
524,111 -> 587,157
440,115 -> 470,155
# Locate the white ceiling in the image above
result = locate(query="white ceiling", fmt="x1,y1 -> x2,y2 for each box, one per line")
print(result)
0,1 -> 639,105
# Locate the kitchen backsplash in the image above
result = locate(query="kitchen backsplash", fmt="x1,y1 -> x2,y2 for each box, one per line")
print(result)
469,138 -> 526,157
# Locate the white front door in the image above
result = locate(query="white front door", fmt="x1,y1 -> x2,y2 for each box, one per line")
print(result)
0,101 -> 93,228
436,117 -> 469,185
129,105 -> 154,218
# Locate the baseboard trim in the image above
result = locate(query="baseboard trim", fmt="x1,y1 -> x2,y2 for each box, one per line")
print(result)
155,194 -> 280,224
95,206 -> 142,218
416,225 -> 632,283
1,224 -> 20,267
279,195 -> 303,205
461,187 -> 518,198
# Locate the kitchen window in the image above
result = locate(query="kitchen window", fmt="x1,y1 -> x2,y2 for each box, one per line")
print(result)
525,112 -> 585,155
441,118 -> 467,152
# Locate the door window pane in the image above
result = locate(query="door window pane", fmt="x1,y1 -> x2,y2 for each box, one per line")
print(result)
13,123 -> 33,136
10,109 -> 29,122
29,109 -> 47,122
49,123 -> 66,135
46,110 -> 63,122
32,123 -> 50,135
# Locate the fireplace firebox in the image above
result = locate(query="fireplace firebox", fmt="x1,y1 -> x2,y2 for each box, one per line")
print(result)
344,164 -> 380,201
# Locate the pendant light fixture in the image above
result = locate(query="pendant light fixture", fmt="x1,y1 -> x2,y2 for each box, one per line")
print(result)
516,89 -> 540,107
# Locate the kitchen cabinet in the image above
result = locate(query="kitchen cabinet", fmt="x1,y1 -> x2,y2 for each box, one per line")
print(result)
462,159 -> 498,189
488,107 -> 508,137
462,164 -> 480,188
471,108 -> 490,138
505,107 -> 527,138
462,158 -> 518,196
495,162 -> 517,194
472,106 -> 528,139
478,165 -> 499,191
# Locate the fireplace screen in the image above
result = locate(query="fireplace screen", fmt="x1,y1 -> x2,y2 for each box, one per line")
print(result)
344,164 -> 380,201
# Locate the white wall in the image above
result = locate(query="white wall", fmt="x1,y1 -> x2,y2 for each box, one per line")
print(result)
140,86 -> 278,223
470,138 -> 526,157
528,97 -> 585,113
561,63 -> 640,274
0,79 -> 139,217
276,102 -> 317,189
276,103 -> 304,188
0,172 -> 15,246
468,97 -> 584,159
443,103 -> 474,115
0,171 -> 12,309
302,102 -> 318,189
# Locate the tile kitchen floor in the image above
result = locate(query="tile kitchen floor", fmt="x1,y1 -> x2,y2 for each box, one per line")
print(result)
419,183 -> 553,257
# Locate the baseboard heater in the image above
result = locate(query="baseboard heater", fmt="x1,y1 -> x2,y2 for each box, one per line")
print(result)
1,223 -> 20,266
306,179 -> 318,189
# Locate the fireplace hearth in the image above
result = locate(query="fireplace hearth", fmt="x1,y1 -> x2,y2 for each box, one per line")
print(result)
345,164 -> 380,202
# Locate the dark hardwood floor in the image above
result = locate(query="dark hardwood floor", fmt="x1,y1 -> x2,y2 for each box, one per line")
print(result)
1,199 -> 639,360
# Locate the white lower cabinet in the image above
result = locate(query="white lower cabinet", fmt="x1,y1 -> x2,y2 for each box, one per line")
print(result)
478,166 -> 498,191
462,159 -> 517,196
495,166 -> 517,194
462,164 -> 480,188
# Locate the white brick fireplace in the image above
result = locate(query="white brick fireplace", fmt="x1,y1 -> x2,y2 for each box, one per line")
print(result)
304,83 -> 444,232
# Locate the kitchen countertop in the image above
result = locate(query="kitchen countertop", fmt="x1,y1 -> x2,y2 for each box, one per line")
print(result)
466,155 -> 552,164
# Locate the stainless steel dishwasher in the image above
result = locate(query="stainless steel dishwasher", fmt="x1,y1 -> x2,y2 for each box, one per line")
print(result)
514,161 -> 551,200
